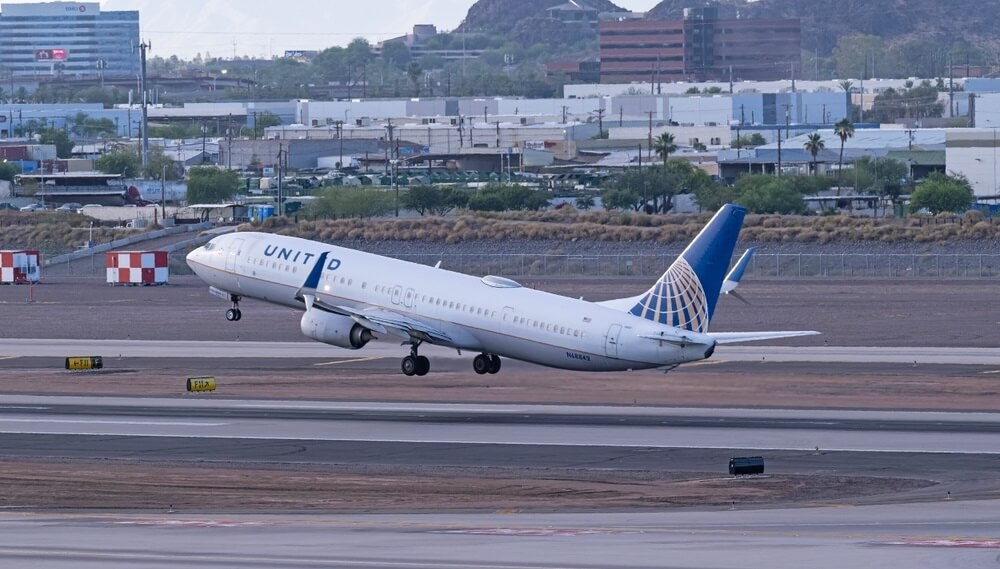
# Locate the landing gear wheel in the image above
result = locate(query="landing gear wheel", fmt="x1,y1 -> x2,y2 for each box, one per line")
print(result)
402,355 -> 418,376
226,295 -> 242,322
488,354 -> 501,374
415,355 -> 430,376
473,354 -> 491,375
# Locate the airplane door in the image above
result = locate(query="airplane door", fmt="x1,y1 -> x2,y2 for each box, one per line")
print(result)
225,238 -> 244,273
390,285 -> 403,305
403,288 -> 416,308
605,324 -> 622,358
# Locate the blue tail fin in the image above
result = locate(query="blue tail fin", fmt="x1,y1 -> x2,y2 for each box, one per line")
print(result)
628,204 -> 747,332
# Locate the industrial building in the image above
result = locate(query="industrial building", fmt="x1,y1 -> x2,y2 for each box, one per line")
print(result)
0,1 -> 140,78
598,7 -> 800,84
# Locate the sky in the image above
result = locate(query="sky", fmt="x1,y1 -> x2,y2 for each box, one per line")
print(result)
0,0 -> 664,60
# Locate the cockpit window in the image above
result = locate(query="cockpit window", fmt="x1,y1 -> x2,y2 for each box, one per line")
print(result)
204,242 -> 215,251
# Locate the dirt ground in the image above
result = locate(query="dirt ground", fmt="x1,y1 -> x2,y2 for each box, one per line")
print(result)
0,276 -> 997,512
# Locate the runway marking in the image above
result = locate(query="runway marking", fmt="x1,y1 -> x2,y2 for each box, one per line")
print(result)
0,356 -> 19,361
0,419 -> 225,427
981,370 -> 1000,375
881,539 -> 1000,548
680,359 -> 726,367
313,356 -> 384,367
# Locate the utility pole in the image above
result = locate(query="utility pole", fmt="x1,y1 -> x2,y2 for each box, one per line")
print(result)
393,138 -> 400,217
335,120 -> 344,170
783,103 -> 792,139
646,111 -> 654,162
949,55 -> 955,118
776,127 -> 782,177
276,143 -> 283,217
138,40 -> 151,171
593,107 -> 605,137
495,121 -> 500,148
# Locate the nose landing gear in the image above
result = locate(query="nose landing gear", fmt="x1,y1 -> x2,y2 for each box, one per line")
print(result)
225,294 -> 242,322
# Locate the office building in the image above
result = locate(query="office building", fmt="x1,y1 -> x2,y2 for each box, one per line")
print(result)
0,2 -> 139,78
600,7 -> 800,84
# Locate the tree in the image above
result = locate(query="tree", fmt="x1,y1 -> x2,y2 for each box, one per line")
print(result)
143,146 -> 183,181
852,156 -> 908,215
381,40 -> 412,71
599,187 -> 642,212
909,172 -> 974,214
95,147 -> 141,178
407,61 -> 423,97
735,176 -> 808,215
310,187 -> 394,219
0,160 -> 19,182
186,166 -> 240,204
401,185 -> 468,216
834,119 -> 855,195
252,110 -> 282,138
467,183 -> 549,212
575,195 -> 595,211
803,133 -> 825,176
38,128 -> 74,158
652,132 -> 677,165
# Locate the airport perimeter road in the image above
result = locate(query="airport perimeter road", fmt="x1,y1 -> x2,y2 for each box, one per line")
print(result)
1,501 -> 999,569
4,338 -> 1000,365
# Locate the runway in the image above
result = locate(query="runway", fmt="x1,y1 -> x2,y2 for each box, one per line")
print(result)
4,338 -> 1000,365
1,396 -> 1000,455
1,501 -> 999,569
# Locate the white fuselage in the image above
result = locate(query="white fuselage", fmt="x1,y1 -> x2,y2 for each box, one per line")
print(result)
187,232 -> 715,372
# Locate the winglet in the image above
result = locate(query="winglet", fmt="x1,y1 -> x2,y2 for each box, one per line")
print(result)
721,247 -> 755,295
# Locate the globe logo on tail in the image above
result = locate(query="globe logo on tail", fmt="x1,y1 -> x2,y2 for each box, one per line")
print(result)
629,257 -> 709,332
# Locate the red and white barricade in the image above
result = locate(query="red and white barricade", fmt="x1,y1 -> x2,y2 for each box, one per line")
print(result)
0,250 -> 41,284
106,251 -> 169,286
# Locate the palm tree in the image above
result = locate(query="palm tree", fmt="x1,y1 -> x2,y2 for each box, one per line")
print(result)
803,133 -> 825,176
839,80 -> 854,122
834,119 -> 855,195
652,132 -> 677,165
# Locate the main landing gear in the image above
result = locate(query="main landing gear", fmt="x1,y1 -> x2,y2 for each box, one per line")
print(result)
225,294 -> 242,322
401,342 -> 430,377
473,353 -> 501,375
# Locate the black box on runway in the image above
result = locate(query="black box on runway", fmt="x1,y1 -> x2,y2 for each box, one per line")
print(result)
729,456 -> 764,476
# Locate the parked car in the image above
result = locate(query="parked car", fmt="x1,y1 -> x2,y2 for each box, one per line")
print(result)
19,203 -> 45,212
55,202 -> 83,212
77,204 -> 103,214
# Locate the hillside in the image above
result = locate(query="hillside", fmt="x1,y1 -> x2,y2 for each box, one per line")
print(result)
459,0 -> 1000,65
459,0 -> 625,45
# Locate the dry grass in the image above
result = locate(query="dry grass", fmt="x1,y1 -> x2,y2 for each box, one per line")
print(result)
259,211 -> 1000,245
0,212 -> 140,252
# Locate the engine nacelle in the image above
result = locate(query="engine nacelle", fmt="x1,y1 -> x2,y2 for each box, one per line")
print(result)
300,310 -> 374,350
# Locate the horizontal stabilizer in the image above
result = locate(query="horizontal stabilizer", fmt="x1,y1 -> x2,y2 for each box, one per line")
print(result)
721,247 -> 755,295
709,330 -> 820,344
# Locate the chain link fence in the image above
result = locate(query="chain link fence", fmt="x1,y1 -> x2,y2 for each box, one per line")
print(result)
34,252 -> 1000,280
391,253 -> 1000,279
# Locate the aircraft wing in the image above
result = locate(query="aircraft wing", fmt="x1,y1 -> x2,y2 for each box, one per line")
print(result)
295,251 -> 454,345
322,301 -> 453,345
708,330 -> 820,344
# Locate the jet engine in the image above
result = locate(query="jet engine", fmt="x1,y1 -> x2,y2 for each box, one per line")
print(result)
300,310 -> 374,349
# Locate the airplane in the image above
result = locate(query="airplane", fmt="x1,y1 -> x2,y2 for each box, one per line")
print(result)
186,203 -> 817,376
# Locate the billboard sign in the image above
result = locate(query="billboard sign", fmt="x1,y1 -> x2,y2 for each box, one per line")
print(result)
35,48 -> 68,61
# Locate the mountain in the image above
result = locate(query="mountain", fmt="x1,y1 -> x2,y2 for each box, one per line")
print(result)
459,0 -> 627,35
